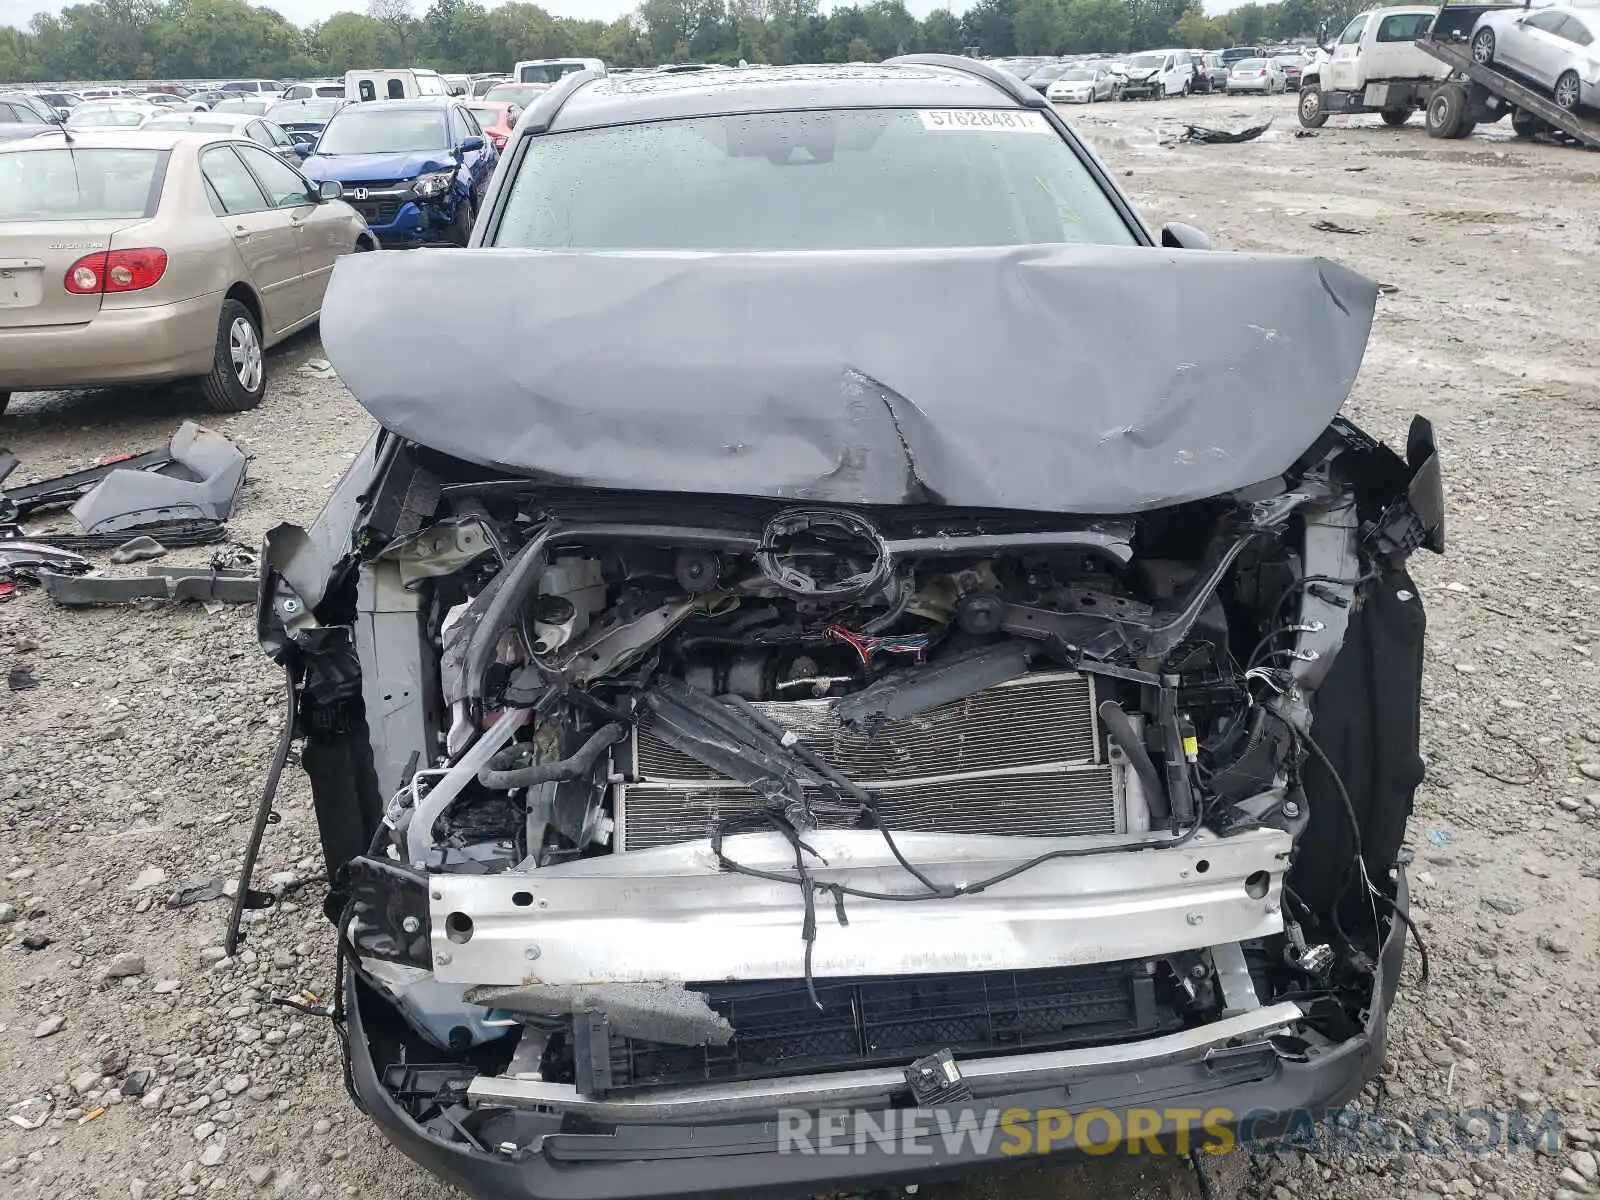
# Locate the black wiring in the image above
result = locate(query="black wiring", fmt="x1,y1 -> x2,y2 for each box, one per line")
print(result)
1372,889 -> 1431,986
709,808 -> 1207,906
1259,706 -> 1381,958
1246,572 -> 1379,669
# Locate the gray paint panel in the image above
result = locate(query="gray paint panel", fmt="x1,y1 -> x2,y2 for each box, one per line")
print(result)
320,244 -> 1376,515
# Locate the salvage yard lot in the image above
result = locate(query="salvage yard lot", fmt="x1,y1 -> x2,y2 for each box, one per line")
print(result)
2,90 -> 1598,1200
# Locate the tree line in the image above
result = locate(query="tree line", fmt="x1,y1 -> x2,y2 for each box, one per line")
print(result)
0,0 -> 1364,85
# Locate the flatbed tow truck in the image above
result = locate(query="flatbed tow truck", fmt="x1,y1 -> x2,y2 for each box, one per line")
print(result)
1415,2 -> 1600,145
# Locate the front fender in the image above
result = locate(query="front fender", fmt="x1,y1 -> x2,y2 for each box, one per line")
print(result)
1302,72 -> 1321,91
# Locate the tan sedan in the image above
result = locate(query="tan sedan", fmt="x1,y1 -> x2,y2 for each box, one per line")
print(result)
0,129 -> 376,415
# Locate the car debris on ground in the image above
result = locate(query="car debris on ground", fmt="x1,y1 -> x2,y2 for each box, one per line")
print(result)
1180,117 -> 1273,143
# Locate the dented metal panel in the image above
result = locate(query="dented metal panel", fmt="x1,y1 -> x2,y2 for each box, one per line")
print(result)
319,245 -> 1378,515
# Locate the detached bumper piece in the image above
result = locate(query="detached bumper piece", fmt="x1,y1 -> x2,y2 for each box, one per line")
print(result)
38,565 -> 258,607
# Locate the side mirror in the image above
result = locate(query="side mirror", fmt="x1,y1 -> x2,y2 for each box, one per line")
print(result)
295,142 -> 313,157
458,135 -> 485,154
317,179 -> 344,201
1160,222 -> 1211,251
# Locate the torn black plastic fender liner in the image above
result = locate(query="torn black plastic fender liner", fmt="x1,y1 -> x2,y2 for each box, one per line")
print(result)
320,245 -> 1378,515
834,642 -> 1033,733
642,678 -> 824,829
345,857 -> 432,967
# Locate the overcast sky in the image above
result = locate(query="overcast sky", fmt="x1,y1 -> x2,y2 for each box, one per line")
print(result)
0,0 -> 1237,32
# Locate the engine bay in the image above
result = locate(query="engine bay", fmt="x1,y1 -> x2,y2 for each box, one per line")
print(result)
255,412 -> 1443,1128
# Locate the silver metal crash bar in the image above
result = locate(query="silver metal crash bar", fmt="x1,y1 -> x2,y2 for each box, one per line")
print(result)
468,1001 -> 1304,1122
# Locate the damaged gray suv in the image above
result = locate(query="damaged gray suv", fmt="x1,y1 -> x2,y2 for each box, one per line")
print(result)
250,59 -> 1445,1199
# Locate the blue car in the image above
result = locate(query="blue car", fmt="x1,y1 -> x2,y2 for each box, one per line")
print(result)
298,97 -> 498,247
264,97 -> 349,145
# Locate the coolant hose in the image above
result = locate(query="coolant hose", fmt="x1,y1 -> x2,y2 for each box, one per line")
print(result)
1097,701 -> 1170,822
478,723 -> 625,791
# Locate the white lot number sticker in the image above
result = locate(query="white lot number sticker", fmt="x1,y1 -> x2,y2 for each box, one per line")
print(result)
919,109 -> 1051,133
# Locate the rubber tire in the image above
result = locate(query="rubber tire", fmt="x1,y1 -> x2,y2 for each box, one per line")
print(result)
1511,107 -> 1547,138
1153,83 -> 1165,100
0,392 -> 9,416
1299,87 -> 1330,128
1554,70 -> 1581,112
1380,107 -> 1411,127
1471,27 -> 1495,65
199,299 -> 266,414
1425,83 -> 1468,139
447,197 -> 473,247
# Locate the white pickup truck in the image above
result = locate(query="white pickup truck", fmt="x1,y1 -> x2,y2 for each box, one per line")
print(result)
1299,5 -> 1452,127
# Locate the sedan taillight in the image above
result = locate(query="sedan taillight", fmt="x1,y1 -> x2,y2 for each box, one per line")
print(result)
64,249 -> 169,295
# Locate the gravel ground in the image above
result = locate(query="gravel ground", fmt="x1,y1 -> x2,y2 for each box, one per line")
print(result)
2,89 -> 1598,1200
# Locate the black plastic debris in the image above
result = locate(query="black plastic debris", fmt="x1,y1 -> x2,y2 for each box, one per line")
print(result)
0,422 -> 245,539
7,665 -> 37,691
20,933 -> 51,951
32,520 -> 226,554
71,422 -> 246,536
109,535 -> 168,564
1311,219 -> 1369,235
166,877 -> 227,909
0,540 -> 92,582
1181,118 -> 1273,144
38,566 -> 258,608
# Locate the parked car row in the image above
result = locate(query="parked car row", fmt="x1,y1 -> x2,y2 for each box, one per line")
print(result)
1003,43 -> 1317,104
0,92 -> 502,414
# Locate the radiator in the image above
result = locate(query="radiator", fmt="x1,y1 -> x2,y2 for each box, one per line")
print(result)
615,671 -> 1130,852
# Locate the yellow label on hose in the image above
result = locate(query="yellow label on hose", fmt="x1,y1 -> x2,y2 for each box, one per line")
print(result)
1182,735 -> 1199,758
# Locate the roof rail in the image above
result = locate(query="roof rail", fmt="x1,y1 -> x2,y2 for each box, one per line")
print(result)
521,68 -> 602,134
884,53 -> 1048,109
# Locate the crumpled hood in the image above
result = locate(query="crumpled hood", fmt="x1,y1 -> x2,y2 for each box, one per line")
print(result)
319,244 -> 1378,515
300,150 -> 450,182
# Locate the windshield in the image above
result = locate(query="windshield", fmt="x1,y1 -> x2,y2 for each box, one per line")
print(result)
492,108 -> 1134,251
466,105 -> 506,127
1234,59 -> 1266,69
1274,56 -> 1302,66
1060,69 -> 1096,81
67,107 -> 148,128
519,62 -> 585,84
316,108 -> 446,154
0,147 -> 163,220
268,100 -> 343,121
486,85 -> 545,106
213,98 -> 268,114
1128,53 -> 1167,69
1026,65 -> 1067,81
